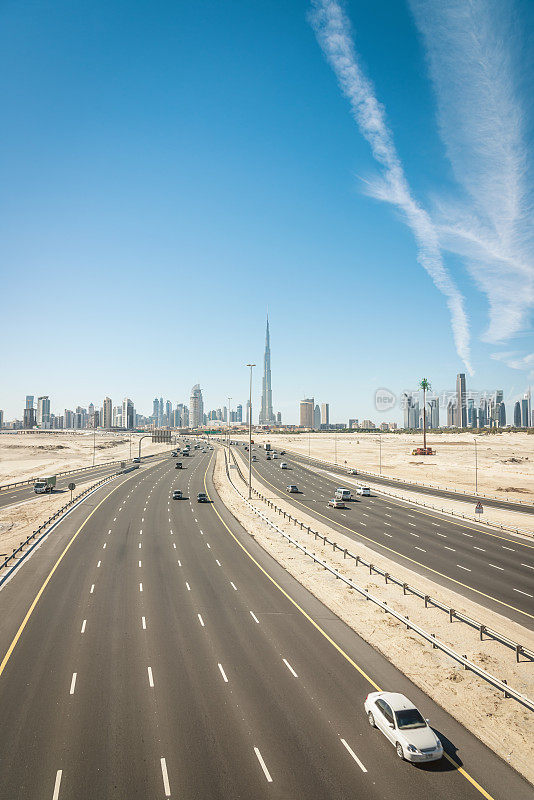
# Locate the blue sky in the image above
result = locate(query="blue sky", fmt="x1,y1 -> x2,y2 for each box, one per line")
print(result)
1,0 -> 533,423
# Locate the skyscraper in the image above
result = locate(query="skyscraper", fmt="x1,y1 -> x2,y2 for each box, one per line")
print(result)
313,404 -> 321,430
190,385 -> 204,428
37,396 -> 50,428
456,373 -> 466,427
321,403 -> 330,426
122,398 -> 134,430
300,398 -> 314,428
259,316 -> 275,425
103,397 -> 112,429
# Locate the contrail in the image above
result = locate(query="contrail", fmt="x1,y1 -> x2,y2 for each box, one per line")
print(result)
309,0 -> 473,373
409,0 -> 534,357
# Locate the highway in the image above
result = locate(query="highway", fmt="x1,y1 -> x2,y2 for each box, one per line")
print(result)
0,452 -> 167,511
0,444 -> 531,799
236,446 -> 534,629
280,449 -> 534,513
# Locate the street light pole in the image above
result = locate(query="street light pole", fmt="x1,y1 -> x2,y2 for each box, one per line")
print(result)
227,396 -> 232,465
379,435 -> 382,475
93,425 -> 96,467
474,438 -> 478,494
246,364 -> 255,499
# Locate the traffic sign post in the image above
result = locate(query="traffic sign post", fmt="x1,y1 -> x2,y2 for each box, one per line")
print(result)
68,482 -> 76,502
475,501 -> 483,519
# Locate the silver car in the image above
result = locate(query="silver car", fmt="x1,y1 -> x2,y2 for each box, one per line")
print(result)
364,691 -> 443,763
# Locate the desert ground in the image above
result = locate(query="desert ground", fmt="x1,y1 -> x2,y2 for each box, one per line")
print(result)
0,431 -> 172,485
237,431 -> 533,503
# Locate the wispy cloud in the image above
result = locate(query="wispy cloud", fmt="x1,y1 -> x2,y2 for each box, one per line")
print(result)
409,0 -> 534,356
491,351 -> 534,374
309,0 -> 472,373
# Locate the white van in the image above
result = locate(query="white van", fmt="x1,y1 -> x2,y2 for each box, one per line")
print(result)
335,488 -> 352,501
280,462 -> 288,469
357,486 -> 371,496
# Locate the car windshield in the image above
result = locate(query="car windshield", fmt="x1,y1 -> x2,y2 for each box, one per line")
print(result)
395,709 -> 426,729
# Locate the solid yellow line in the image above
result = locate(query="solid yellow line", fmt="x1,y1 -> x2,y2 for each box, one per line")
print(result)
248,459 -> 534,622
206,452 -> 497,800
0,465 -> 159,680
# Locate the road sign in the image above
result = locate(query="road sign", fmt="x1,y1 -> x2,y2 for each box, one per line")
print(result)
475,502 -> 483,514
68,482 -> 76,502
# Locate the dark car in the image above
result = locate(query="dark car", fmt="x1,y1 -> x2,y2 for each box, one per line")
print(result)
197,492 -> 208,503
175,462 -> 183,469
172,490 -> 183,499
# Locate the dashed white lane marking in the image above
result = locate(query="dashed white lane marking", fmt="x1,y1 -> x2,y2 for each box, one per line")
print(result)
69,673 -> 77,695
283,658 -> 298,677
97,561 -> 101,568
102,543 -> 107,549
502,546 -> 515,551
81,620 -> 86,634
160,757 -> 171,797
139,582 -> 143,592
52,769 -> 62,800
90,584 -> 95,594
431,522 -> 440,527
444,546 -> 456,552
384,532 -> 392,537
360,522 -> 367,526
521,563 -> 534,570
186,582 -> 191,591
139,530 -> 143,535
139,543 -> 142,549
147,667 -> 154,687
142,616 -> 147,629
197,614 -> 205,627
384,514 -> 392,518
489,564 -> 504,571
173,543 -> 177,549
473,546 -> 485,552
340,738 -> 367,772
250,611 -> 260,623
218,663 -> 229,682
460,532 -> 473,538
206,542 -> 211,549
108,529 -> 111,535
383,522 -> 391,527
457,564 -> 471,571
113,517 -> 117,522
408,523 -> 416,527
170,530 -> 173,535
408,532 -> 419,538
254,747 -> 273,782
415,546 -> 426,552
178,560 -> 182,567
216,560 -> 221,566
436,533 -> 447,538
139,560 -> 142,567
513,588 -> 534,598
230,582 -> 237,591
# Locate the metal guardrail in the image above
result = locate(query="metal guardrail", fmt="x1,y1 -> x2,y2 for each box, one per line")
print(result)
281,451 -> 532,537
224,451 -> 534,712
229,448 -> 534,664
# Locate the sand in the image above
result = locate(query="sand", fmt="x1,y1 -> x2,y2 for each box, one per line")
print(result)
217,447 -> 534,784
0,431 -> 172,485
233,431 -> 534,504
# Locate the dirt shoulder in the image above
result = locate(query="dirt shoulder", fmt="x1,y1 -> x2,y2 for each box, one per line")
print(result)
215,447 -> 534,784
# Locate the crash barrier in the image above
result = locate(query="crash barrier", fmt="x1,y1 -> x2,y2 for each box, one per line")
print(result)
287,448 -> 533,508
275,451 -> 531,537
0,473 -> 118,580
229,449 -> 534,667
0,451 -> 162,492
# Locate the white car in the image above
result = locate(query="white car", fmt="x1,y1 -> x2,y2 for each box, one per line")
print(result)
357,486 -> 371,496
335,488 -> 351,501
328,498 -> 345,508
280,462 -> 288,469
364,692 -> 443,763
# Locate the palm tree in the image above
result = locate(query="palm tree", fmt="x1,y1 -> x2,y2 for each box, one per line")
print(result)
419,378 -> 431,451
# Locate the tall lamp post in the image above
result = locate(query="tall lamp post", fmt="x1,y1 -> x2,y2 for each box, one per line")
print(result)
227,396 -> 232,465
93,425 -> 96,467
246,364 -> 255,499
379,435 -> 382,475
474,438 -> 478,495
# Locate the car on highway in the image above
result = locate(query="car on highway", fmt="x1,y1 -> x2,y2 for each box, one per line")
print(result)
364,692 -> 443,763
280,462 -> 288,469
357,486 -> 370,496
197,492 -> 208,503
328,498 -> 345,508
252,456 -> 258,462
272,453 -> 278,459
133,457 -> 141,463
266,455 -> 272,460
348,468 -> 358,475
175,462 -> 183,469
172,490 -> 183,499
286,485 -> 299,493
335,488 -> 352,501
280,450 -> 286,455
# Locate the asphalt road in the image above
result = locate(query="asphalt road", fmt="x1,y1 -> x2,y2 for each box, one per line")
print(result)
0,451 -> 169,511
237,446 -> 534,629
283,448 -> 534,513
0,444 -> 531,799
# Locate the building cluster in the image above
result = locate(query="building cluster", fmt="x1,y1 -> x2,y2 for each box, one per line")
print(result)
402,375 -> 533,430
1,395 -> 141,431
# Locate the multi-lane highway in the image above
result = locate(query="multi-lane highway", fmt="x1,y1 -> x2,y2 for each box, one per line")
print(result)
282,449 -> 534,513
236,446 -> 534,628
0,452 -> 167,511
0,444 -> 531,798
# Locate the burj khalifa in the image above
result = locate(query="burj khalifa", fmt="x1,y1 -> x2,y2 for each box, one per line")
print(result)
259,316 -> 276,425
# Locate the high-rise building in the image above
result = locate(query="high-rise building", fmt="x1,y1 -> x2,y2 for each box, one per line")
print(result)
23,407 -> 36,428
259,316 -> 275,425
64,409 -> 74,429
25,395 -> 34,410
165,400 -> 172,426
0,410 -> 3,429
190,385 -> 204,428
447,400 -> 456,427
521,395 -> 530,427
152,398 -> 159,424
321,403 -> 330,426
300,398 -> 314,428
479,398 -> 488,427
236,404 -> 243,423
514,401 -> 522,427
103,397 -> 112,429
122,398 -> 134,430
276,411 -> 282,425
428,398 -> 439,429
246,400 -> 251,426
456,373 -> 467,428
37,396 -> 51,428
313,404 -> 321,430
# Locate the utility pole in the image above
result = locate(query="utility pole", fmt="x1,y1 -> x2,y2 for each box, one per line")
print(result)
247,364 -> 255,499
379,435 -> 382,475
93,426 -> 96,467
227,396 -> 232,465
474,437 -> 478,494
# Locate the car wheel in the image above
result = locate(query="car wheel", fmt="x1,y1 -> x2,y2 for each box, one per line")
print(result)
396,742 -> 404,760
367,712 -> 376,728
